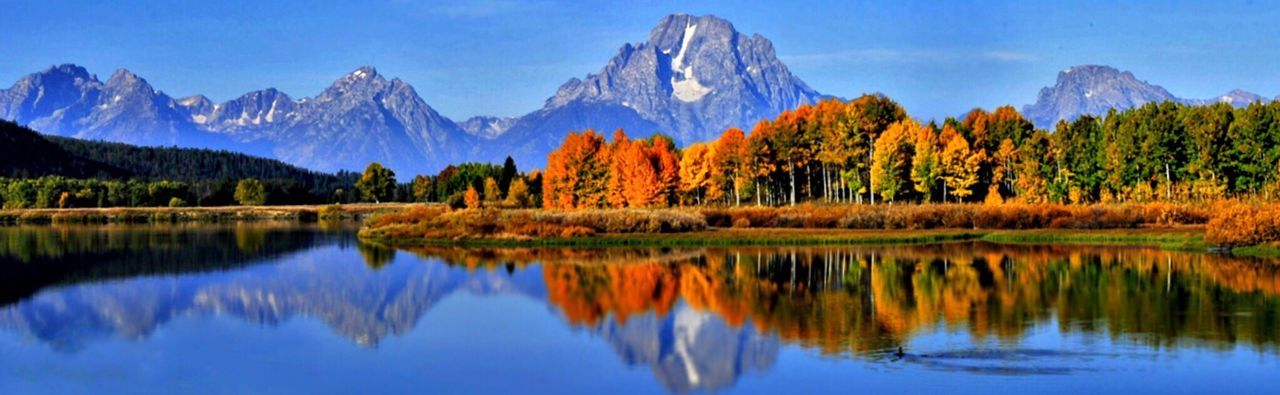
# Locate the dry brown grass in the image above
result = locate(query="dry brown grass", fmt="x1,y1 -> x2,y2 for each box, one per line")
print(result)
362,207 -> 708,242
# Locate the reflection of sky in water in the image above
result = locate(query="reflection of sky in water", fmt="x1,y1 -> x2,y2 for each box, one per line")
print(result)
0,227 -> 1279,393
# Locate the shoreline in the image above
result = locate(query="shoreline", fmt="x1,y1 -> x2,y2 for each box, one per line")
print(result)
0,203 -> 420,224
360,225 -> 1228,253
3,205 -> 1275,257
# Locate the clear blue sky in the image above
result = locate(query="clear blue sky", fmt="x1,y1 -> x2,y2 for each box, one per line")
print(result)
2,0 -> 1277,122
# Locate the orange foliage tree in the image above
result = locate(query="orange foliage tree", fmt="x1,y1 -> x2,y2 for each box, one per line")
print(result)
544,130 -> 609,209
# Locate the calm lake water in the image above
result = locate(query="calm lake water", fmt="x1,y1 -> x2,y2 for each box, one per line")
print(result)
1,224 -> 1278,394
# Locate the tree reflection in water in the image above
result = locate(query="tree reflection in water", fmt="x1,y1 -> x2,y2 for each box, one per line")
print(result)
425,244 -> 1280,356
1,227 -> 1279,391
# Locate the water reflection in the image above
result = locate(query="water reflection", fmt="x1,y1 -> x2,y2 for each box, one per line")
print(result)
1,226 -> 1279,392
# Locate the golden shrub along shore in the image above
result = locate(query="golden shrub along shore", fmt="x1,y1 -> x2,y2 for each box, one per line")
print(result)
356,201 -> 1280,254
0,203 -> 411,224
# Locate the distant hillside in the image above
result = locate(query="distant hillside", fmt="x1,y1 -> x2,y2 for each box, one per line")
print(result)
0,120 -> 127,179
1,120 -> 353,188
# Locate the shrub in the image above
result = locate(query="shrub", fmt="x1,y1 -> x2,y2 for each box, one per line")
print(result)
318,204 -> 345,220
361,207 -> 706,242
168,197 -> 186,207
1206,202 -> 1280,247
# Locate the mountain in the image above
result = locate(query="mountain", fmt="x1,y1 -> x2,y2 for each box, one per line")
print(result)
0,65 -> 470,176
485,14 -> 827,168
269,67 -> 473,176
594,308 -> 778,392
1023,65 -> 1179,128
1190,89 -> 1266,108
458,115 -> 516,139
0,65 -> 250,153
1023,65 -> 1275,128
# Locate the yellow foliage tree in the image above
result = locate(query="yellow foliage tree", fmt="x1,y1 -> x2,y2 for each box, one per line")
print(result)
505,178 -> 530,208
464,185 -> 481,209
941,132 -> 979,202
871,120 -> 915,203
483,177 -> 501,203
679,143 -> 713,205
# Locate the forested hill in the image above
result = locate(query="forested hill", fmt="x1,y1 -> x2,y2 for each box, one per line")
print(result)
1,120 -> 351,187
0,121 -> 129,179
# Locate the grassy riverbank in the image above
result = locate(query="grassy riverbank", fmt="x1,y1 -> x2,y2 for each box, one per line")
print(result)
0,203 -> 416,224
354,204 -> 1242,252
363,225 -> 1208,249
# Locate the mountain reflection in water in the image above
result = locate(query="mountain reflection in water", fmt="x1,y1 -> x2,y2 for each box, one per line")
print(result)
1,225 -> 1279,392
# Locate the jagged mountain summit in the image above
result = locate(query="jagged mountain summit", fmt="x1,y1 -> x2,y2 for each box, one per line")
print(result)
1023,65 -> 1272,128
486,13 -> 828,168
0,65 -> 470,175
0,65 -> 247,153
458,115 -> 516,139
270,67 -> 472,176
1022,65 -> 1179,128
1190,89 -> 1266,108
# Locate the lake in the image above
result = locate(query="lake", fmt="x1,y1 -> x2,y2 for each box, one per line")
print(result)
1,223 -> 1278,394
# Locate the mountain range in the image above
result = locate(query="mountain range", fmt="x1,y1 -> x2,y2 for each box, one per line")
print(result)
1,14 -> 1275,176
1022,65 -> 1273,128
0,14 -> 823,176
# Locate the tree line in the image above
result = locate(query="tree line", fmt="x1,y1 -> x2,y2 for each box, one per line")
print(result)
542,95 -> 1280,208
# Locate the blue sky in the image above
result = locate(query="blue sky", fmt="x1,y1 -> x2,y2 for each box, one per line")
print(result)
2,0 -> 1277,122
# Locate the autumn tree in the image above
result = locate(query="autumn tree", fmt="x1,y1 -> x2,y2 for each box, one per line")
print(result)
744,120 -> 779,205
992,138 -> 1017,199
234,178 -> 267,206
464,185 -> 481,209
356,162 -> 396,203
1014,130 -> 1054,203
910,124 -> 941,200
940,127 -> 979,202
411,175 -> 432,202
483,177 -> 502,204
849,95 -> 908,204
679,142 -> 713,205
710,128 -> 747,205
650,135 -> 681,205
607,130 -> 665,207
543,130 -> 609,209
505,178 -> 531,208
773,105 -> 819,205
871,120 -> 915,203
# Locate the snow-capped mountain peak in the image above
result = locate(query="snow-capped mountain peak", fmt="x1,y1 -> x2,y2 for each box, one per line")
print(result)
487,13 -> 827,169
